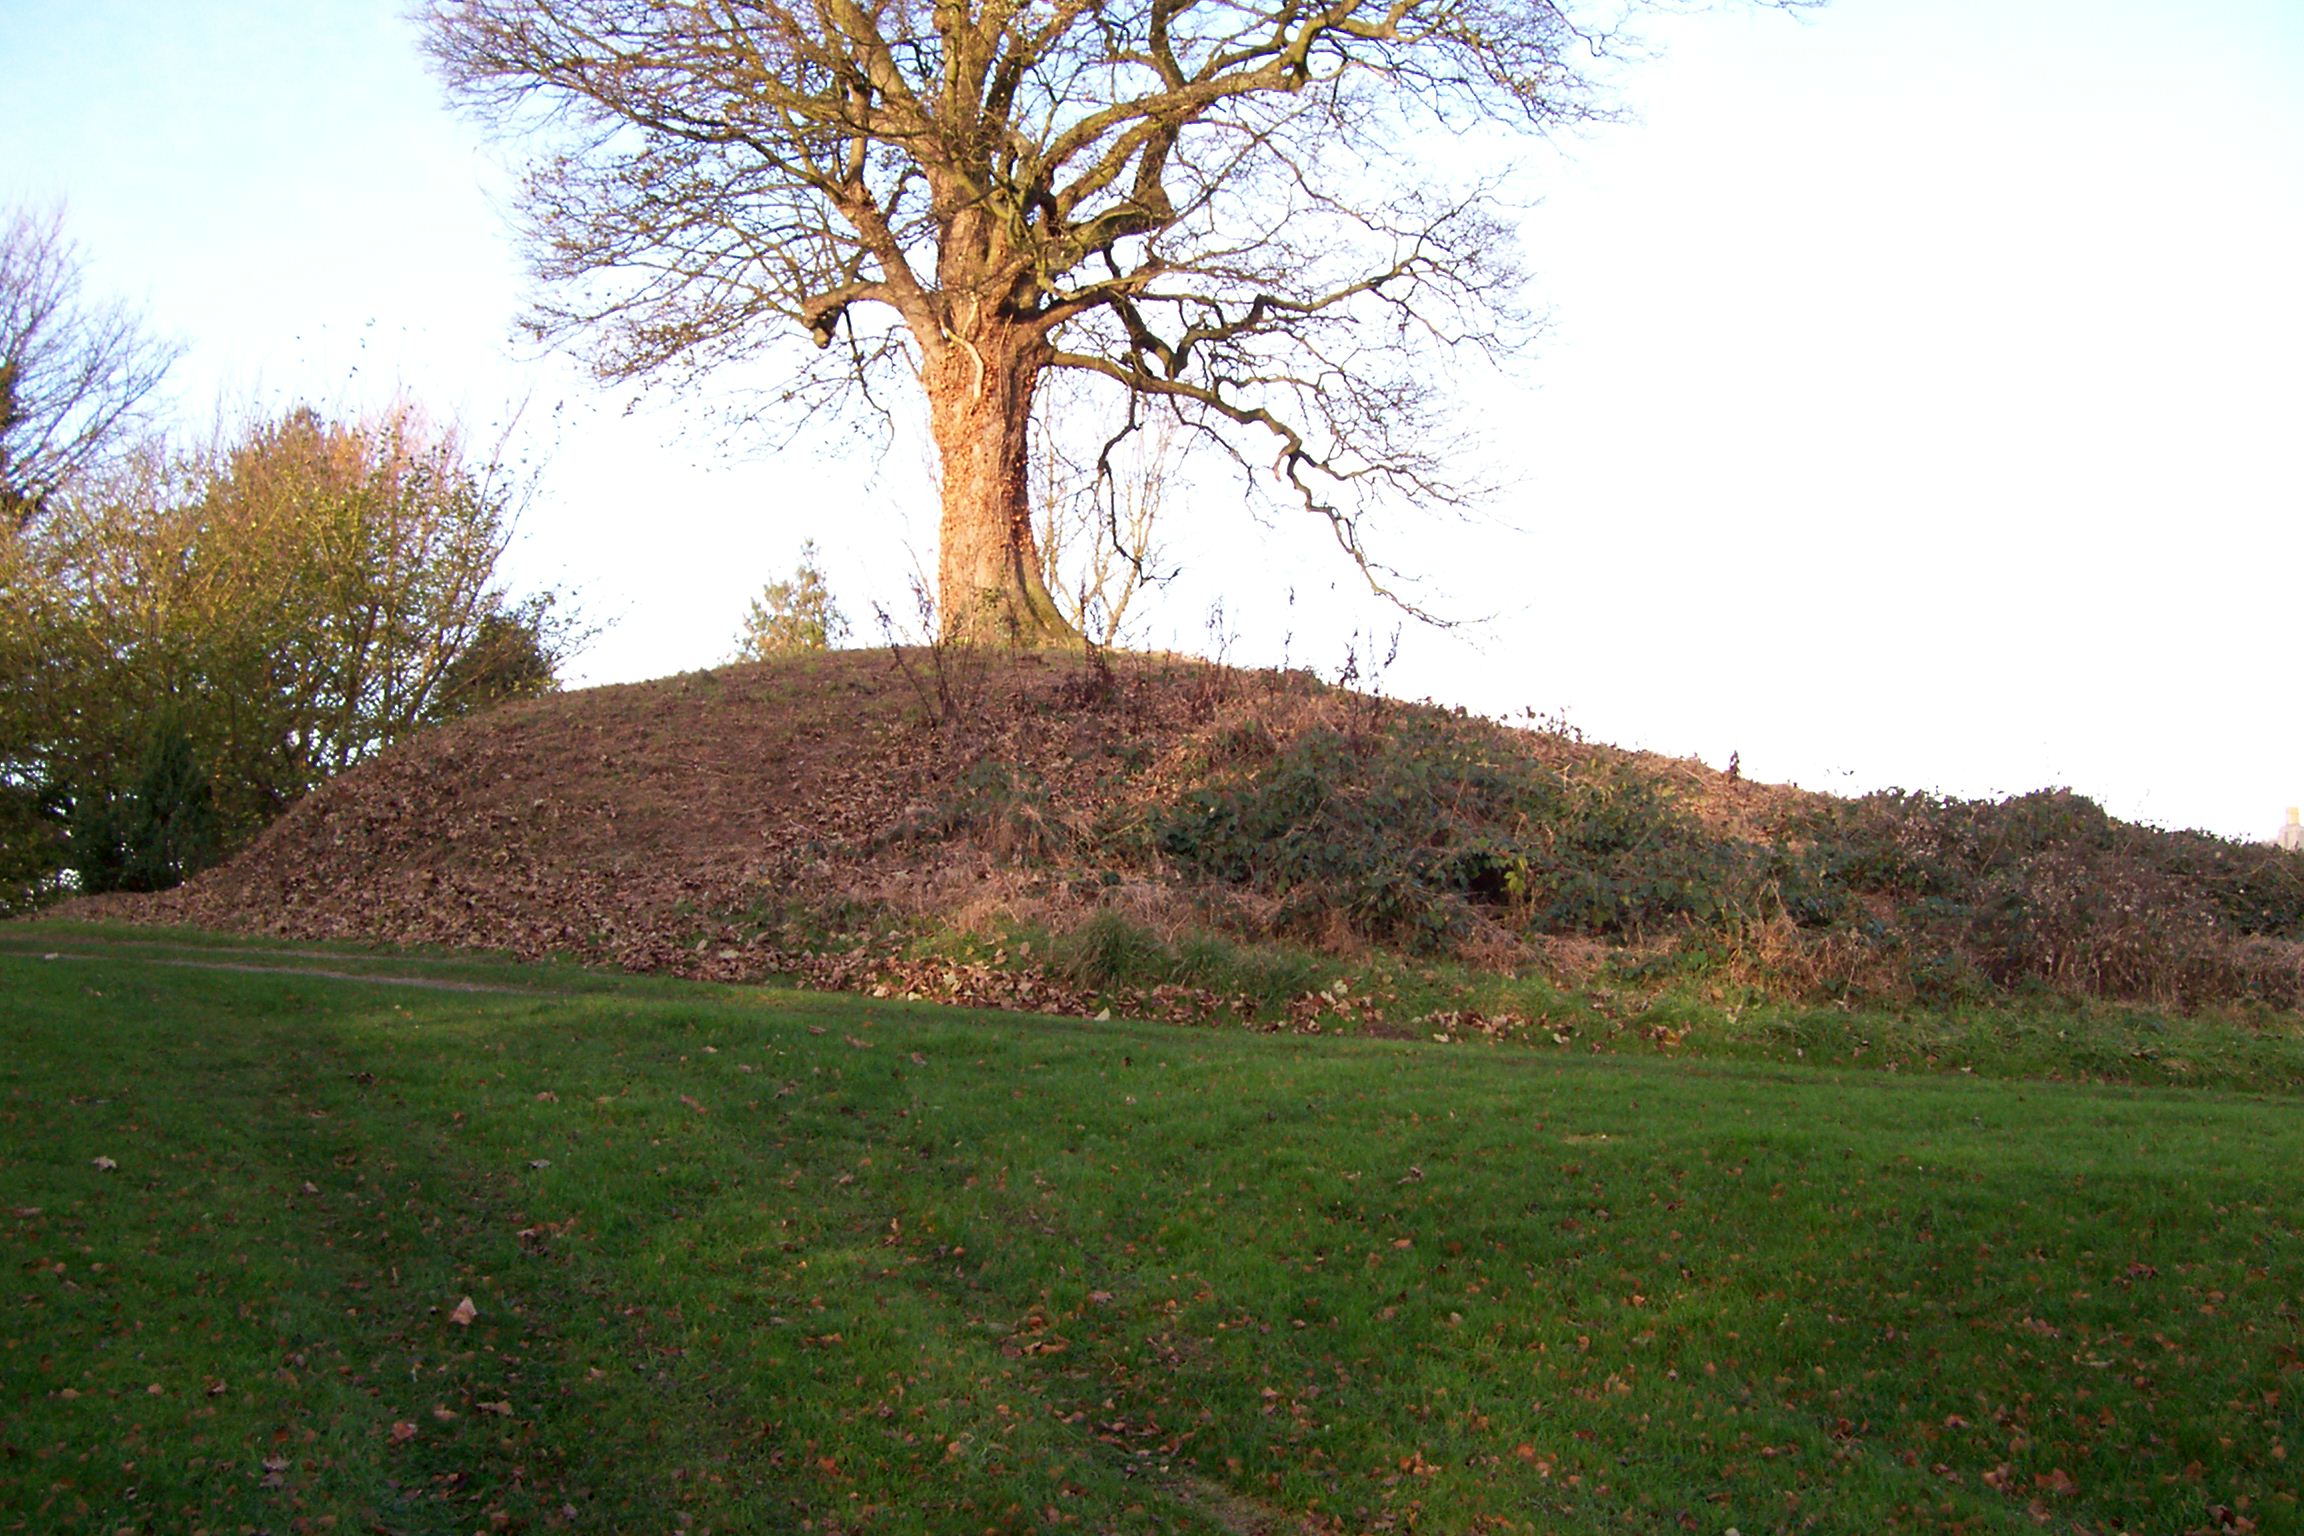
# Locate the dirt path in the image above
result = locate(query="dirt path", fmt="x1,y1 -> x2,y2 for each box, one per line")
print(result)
11,936 -> 478,966
0,945 -> 550,996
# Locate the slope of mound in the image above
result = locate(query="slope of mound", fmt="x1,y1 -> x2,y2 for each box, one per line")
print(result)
96,649 -> 1785,968
85,647 -> 2304,1017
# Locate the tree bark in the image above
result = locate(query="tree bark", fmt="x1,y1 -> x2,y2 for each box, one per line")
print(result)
926,323 -> 1077,646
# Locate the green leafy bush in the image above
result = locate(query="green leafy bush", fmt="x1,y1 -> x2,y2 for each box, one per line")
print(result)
1149,720 -> 1756,952
1793,789 -> 2303,1007
1132,709 -> 2302,1009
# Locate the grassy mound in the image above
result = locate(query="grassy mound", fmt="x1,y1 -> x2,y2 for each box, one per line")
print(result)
71,648 -> 2304,1026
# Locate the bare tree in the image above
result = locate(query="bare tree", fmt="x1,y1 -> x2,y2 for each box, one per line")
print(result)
0,205 -> 181,527
427,0 -> 1701,642
1033,376 -> 1175,644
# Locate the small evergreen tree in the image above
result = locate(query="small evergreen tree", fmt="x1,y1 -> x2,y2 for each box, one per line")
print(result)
734,542 -> 848,661
68,711 -> 218,894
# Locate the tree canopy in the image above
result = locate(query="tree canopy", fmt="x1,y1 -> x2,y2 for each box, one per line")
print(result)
427,0 -> 1695,639
0,401 -> 577,909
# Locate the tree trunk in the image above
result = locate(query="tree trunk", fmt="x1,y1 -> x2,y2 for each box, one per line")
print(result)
926,324 -> 1076,646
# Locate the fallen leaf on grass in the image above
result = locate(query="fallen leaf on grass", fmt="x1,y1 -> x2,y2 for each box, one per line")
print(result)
10,1207 -> 40,1218
517,1217 -> 578,1249
2033,1468 -> 2077,1496
91,1156 -> 117,1172
260,1455 -> 289,1487
680,1094 -> 707,1115
477,1399 -> 513,1417
389,1422 -> 418,1443
431,1405 -> 458,1421
449,1296 -> 478,1327
844,1035 -> 873,1049
535,1090 -> 558,1103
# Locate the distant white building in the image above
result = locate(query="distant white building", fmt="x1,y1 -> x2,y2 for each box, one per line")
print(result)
2281,808 -> 2304,852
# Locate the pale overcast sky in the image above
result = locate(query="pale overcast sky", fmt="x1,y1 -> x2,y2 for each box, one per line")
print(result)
2,0 -> 2299,840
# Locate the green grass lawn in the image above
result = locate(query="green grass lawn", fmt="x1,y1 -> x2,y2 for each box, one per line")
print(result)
2,925 -> 2299,1535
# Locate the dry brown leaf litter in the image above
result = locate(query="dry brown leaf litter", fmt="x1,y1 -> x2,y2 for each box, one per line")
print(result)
79,649 -> 1812,1023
